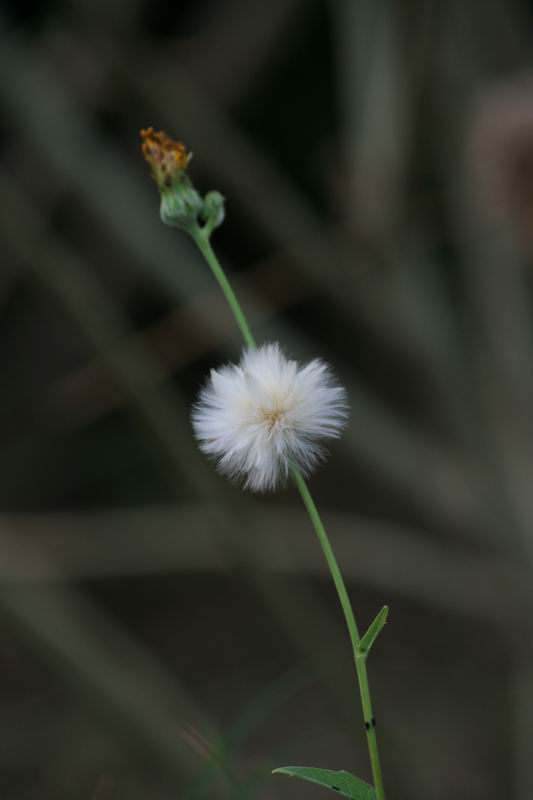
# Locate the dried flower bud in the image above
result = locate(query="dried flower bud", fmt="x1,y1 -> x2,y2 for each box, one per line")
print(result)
140,127 -> 191,190
141,128 -> 202,230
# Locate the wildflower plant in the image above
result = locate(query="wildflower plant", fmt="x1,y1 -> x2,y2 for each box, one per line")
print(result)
141,129 -> 389,800
192,343 -> 349,492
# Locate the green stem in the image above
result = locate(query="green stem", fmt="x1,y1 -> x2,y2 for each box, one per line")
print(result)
356,652 -> 386,800
291,467 -> 386,800
191,226 -> 256,350
189,223 -> 385,799
291,467 -> 360,647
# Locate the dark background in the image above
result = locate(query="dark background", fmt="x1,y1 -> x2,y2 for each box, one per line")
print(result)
1,1 -> 533,798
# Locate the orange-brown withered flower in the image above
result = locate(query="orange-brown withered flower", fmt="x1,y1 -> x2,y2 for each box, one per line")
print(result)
140,127 -> 191,189
140,128 -> 203,228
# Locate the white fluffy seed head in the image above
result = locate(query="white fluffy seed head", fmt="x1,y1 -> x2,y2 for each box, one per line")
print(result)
191,343 -> 348,492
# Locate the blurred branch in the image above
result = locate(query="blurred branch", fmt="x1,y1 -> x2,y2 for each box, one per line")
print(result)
0,172 -> 211,500
328,0 -> 473,443
509,646 -> 533,800
0,503 -> 525,627
170,0 -> 306,106
0,564 -> 223,782
451,81 -> 533,559
0,20 -> 209,302
441,45 -> 533,799
42,252 -> 305,429
330,0 -> 410,235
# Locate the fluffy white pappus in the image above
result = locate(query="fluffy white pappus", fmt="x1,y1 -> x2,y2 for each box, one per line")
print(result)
191,343 -> 348,492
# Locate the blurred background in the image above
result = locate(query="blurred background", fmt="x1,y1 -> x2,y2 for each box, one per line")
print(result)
2,0 -> 533,798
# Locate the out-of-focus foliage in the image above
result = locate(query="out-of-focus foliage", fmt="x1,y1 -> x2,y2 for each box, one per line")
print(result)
1,1 -> 533,799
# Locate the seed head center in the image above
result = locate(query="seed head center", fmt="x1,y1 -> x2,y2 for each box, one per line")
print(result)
260,407 -> 285,429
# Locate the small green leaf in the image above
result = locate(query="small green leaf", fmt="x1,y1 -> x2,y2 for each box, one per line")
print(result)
272,766 -> 376,799
358,606 -> 389,656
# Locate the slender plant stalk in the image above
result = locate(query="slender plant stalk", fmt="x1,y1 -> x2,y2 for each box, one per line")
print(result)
190,223 -> 386,800
292,468 -> 385,800
191,227 -> 256,349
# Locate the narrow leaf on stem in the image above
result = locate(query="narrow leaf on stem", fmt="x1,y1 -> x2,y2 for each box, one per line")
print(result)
273,766 -> 376,800
358,606 -> 389,657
